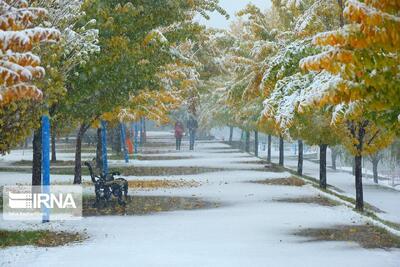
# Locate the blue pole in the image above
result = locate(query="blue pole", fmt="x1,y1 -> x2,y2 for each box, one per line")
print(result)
120,123 -> 129,163
101,120 -> 108,176
41,115 -> 50,223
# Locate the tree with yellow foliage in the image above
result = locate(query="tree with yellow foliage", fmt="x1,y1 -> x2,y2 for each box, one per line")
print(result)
115,39 -> 201,126
299,0 -> 399,210
59,0 -> 226,184
0,0 -> 60,153
300,0 -> 400,131
220,6 -> 283,156
260,0 -> 343,175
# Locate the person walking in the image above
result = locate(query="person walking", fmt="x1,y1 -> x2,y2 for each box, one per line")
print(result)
174,121 -> 184,150
187,115 -> 198,151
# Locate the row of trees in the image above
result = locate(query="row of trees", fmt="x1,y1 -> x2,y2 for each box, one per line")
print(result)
199,0 -> 399,211
0,0 -> 227,184
1,0 -> 398,212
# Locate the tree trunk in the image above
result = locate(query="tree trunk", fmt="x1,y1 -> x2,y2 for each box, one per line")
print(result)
372,158 -> 379,184
111,127 -> 121,155
245,131 -> 250,153
74,124 -> 88,184
319,144 -> 328,189
32,128 -> 42,186
240,129 -> 244,150
279,136 -> 284,166
143,118 -> 147,143
254,131 -> 259,157
331,147 -> 338,170
267,134 -> 272,164
337,0 -> 345,27
96,128 -> 102,170
298,140 -> 303,176
229,126 -> 233,144
49,105 -> 57,164
352,121 -> 367,211
51,127 -> 56,163
116,127 -> 121,155
355,155 -> 364,211
141,117 -> 147,144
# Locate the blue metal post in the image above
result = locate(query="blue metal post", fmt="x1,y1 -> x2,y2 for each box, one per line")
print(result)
101,120 -> 108,176
120,123 -> 129,163
134,122 -> 139,155
41,115 -> 50,223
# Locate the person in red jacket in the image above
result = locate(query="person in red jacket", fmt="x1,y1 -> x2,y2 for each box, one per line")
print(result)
174,121 -> 184,150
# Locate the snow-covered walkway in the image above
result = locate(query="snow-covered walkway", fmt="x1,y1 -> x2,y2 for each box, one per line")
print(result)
1,132 -> 399,266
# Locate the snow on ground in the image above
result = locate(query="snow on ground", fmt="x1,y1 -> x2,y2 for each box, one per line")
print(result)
110,156 -> 265,170
0,150 -> 95,166
0,172 -> 77,186
272,155 -> 400,224
146,131 -> 174,137
337,166 -> 400,190
1,132 -> 400,266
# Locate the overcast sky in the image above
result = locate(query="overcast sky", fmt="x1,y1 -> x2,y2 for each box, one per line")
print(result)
197,0 -> 272,29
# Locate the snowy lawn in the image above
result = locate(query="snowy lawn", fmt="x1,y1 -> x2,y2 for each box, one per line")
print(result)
273,155 -> 400,224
